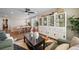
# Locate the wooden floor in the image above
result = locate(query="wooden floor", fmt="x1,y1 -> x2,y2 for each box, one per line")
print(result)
14,39 -> 29,50
10,32 -> 30,50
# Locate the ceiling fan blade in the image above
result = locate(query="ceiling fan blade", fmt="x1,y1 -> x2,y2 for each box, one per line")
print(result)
25,8 -> 30,12
28,12 -> 34,13
16,8 -> 35,15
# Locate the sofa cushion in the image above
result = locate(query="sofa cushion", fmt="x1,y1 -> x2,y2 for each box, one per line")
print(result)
0,31 -> 7,41
55,43 -> 69,50
3,47 -> 13,50
70,37 -> 79,46
0,39 -> 12,49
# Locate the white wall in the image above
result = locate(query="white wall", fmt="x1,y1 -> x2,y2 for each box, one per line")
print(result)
64,8 -> 79,40
0,18 -> 3,30
8,17 -> 26,28
64,8 -> 79,18
0,16 -> 26,30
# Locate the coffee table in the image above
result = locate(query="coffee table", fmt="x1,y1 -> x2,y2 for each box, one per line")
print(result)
24,33 -> 45,50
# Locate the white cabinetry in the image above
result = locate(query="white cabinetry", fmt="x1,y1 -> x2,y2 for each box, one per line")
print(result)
39,12 -> 67,41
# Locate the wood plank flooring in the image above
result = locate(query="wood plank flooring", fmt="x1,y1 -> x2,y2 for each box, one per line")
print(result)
10,32 -> 30,50
14,39 -> 29,50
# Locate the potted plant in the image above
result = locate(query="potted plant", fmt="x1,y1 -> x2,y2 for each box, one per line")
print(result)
68,16 -> 79,32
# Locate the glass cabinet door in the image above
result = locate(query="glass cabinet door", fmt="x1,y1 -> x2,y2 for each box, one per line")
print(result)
43,16 -> 47,26
54,14 -> 59,27
39,18 -> 42,26
58,13 -> 65,27
49,15 -> 54,26
55,13 -> 65,27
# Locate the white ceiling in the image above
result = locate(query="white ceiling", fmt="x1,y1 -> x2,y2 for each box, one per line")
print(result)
0,8 -> 52,19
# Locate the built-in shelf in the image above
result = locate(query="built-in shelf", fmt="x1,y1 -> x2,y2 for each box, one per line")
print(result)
38,12 -> 67,41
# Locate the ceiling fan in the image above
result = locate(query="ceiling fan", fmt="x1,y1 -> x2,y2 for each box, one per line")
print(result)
25,8 -> 34,13
18,8 -> 36,15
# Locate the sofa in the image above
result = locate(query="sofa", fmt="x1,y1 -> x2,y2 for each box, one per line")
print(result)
0,31 -> 13,50
45,36 -> 79,50
0,39 -> 13,50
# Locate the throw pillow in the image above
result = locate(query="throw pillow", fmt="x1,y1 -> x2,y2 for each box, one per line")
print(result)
0,31 -> 7,41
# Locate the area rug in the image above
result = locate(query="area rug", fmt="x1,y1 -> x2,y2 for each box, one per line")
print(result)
14,44 -> 27,50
